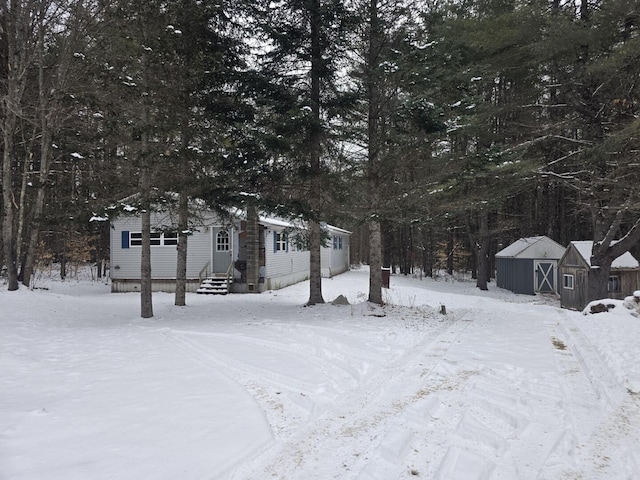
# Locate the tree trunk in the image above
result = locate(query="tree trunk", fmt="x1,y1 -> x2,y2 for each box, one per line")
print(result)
246,205 -> 260,292
16,147 -> 33,283
474,211 -> 490,291
306,0 -> 324,306
587,217 -> 640,303
366,0 -> 384,305
307,219 -> 324,305
22,61 -> 53,287
421,227 -> 433,278
1,0 -> 32,292
446,228 -> 454,275
587,263 -> 611,303
2,117 -> 19,291
368,220 -> 383,304
60,250 -> 67,280
174,190 -> 188,306
140,203 -> 153,318
23,1 -> 75,287
140,133 -> 153,318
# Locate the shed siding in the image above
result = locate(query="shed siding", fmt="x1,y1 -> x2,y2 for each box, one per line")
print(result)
496,258 -> 535,295
559,243 -> 640,310
495,236 -> 564,296
559,244 -> 589,310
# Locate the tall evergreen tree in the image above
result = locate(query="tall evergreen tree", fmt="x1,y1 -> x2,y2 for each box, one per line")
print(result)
252,0 -> 353,306
347,0 -> 444,300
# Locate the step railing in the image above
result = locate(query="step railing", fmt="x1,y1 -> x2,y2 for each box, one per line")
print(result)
198,262 -> 210,282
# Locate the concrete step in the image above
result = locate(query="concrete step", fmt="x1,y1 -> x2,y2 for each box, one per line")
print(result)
196,275 -> 233,294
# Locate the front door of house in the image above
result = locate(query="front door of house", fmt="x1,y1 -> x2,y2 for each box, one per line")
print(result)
212,227 -> 232,273
535,260 -> 556,293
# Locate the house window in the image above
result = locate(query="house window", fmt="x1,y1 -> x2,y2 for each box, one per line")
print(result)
216,230 -> 230,252
563,274 -> 574,290
608,275 -> 621,293
163,231 -> 178,246
129,231 -> 172,247
338,236 -> 343,250
333,236 -> 338,249
274,232 -> 288,252
130,232 -> 142,246
150,232 -> 162,246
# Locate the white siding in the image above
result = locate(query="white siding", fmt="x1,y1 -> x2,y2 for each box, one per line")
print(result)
111,214 -> 213,281
321,243 -> 332,277
263,228 -> 310,290
322,230 -> 350,277
331,233 -> 350,274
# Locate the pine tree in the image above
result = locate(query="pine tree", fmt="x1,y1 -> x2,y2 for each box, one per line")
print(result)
251,0 -> 354,305
530,0 -> 640,300
346,0 -> 445,300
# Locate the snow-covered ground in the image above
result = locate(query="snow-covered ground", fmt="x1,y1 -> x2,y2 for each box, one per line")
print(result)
2,267 -> 640,480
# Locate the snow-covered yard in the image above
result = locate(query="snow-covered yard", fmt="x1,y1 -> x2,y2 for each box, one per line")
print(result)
2,267 -> 640,480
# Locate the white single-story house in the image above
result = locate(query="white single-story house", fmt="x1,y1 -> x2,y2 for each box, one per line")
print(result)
110,209 -> 350,294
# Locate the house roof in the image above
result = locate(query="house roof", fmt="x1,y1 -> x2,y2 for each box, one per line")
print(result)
257,216 -> 351,235
570,241 -> 640,269
495,236 -> 565,259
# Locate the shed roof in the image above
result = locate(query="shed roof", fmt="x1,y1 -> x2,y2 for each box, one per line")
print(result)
496,236 -> 565,259
570,241 -> 639,269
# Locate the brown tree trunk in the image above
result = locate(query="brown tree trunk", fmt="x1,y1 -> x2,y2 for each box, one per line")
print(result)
1,0 -> 26,291
446,228 -> 454,275
587,216 -> 640,302
587,262 -> 611,303
306,0 -> 324,306
368,219 -> 383,304
2,118 -> 19,291
472,211 -> 490,291
246,204 -> 260,292
140,132 -> 153,318
174,190 -> 188,306
307,219 -> 324,305
366,0 -> 384,305
140,188 -> 153,318
22,96 -> 52,288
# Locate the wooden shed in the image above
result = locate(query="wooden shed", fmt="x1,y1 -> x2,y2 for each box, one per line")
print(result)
559,241 -> 640,310
495,236 -> 566,295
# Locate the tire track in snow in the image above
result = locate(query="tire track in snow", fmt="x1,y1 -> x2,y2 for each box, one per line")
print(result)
160,329 -> 360,396
543,311 -> 640,479
228,310 -> 473,480
406,307 -> 560,480
155,328 -> 360,441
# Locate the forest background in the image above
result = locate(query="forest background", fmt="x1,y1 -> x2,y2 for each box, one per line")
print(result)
1,0 -> 640,313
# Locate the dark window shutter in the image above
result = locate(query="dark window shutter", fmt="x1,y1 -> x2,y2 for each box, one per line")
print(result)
121,231 -> 130,249
273,231 -> 277,253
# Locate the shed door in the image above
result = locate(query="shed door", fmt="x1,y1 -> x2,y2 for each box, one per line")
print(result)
212,227 -> 232,273
577,270 -> 587,309
534,260 -> 556,293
